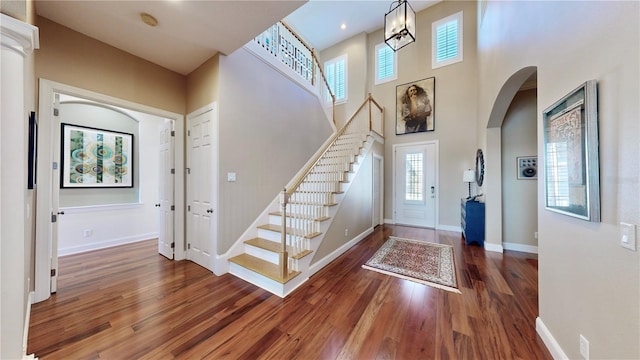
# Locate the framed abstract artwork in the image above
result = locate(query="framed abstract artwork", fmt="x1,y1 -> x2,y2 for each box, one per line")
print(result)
396,77 -> 435,135
543,80 -> 599,222
61,123 -> 134,188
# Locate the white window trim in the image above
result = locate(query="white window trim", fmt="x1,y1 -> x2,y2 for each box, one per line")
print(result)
374,43 -> 397,85
324,54 -> 348,104
432,11 -> 463,69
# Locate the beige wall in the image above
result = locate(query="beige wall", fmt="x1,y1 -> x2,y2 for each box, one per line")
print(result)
313,149 -> 376,262
216,47 -> 332,254
35,16 -> 186,115
479,1 -> 639,358
186,54 -> 219,113
501,89 -> 537,249
320,32 -> 369,129
365,0 -> 479,228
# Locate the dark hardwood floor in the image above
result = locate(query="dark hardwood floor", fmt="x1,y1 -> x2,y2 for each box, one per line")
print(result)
28,225 -> 552,359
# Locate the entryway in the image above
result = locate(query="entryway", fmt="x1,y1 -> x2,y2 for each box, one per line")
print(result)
393,141 -> 438,228
34,79 -> 186,302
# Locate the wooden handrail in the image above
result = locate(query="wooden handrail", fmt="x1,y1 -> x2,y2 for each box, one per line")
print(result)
279,94 -> 383,278
280,21 -> 336,125
285,95 -> 376,196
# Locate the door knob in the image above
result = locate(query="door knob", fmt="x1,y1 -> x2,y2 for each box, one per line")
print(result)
155,204 -> 160,207
206,209 -> 213,213
57,211 -> 65,215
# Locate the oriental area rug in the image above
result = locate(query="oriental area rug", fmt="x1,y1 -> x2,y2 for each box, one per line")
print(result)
363,236 -> 460,294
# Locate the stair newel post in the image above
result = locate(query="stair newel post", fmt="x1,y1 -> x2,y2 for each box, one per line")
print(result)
279,188 -> 289,278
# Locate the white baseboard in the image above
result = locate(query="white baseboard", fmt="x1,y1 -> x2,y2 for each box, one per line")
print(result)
309,227 -> 373,274
58,233 -> 158,256
437,224 -> 461,232
536,317 -> 568,360
382,220 -> 462,234
23,292 -> 37,359
484,242 -> 504,253
503,242 -> 538,254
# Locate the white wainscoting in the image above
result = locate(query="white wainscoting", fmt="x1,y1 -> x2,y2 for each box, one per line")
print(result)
58,203 -> 158,256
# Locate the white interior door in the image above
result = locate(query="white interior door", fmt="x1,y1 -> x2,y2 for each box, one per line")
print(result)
186,107 -> 216,271
50,93 -> 62,292
394,142 -> 437,228
158,119 -> 175,259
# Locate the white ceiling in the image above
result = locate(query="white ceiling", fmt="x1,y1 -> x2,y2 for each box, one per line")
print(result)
285,0 -> 439,51
35,0 -> 439,76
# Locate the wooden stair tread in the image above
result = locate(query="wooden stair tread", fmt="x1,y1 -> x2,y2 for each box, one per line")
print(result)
228,254 -> 300,284
257,224 -> 322,239
245,238 -> 313,260
269,211 -> 331,222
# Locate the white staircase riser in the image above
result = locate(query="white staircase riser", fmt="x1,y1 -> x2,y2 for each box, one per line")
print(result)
228,262 -> 287,297
318,156 -> 354,165
229,131 -> 376,298
257,228 -> 318,244
286,203 -> 327,217
289,192 -> 334,204
297,181 -> 343,193
258,228 -> 281,242
245,244 -> 280,265
306,172 -> 346,182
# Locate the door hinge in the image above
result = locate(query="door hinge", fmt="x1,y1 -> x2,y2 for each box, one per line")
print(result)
171,242 -> 175,249
171,168 -> 175,175
188,243 -> 191,249
53,108 -> 59,116
51,214 -> 57,223
187,130 -> 191,136
50,269 -> 56,277
187,205 -> 191,212
171,205 -> 175,211
187,168 -> 191,175
171,130 -> 175,137
53,162 -> 58,170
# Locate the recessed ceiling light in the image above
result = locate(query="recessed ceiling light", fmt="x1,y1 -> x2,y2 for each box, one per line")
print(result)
140,12 -> 158,27
340,23 -> 347,30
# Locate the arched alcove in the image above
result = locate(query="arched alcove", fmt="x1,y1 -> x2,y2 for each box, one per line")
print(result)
485,66 -> 537,251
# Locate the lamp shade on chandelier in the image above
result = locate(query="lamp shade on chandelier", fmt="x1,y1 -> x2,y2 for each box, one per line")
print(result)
384,0 -> 416,51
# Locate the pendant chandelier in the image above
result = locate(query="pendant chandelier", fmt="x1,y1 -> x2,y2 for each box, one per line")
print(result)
384,0 -> 416,51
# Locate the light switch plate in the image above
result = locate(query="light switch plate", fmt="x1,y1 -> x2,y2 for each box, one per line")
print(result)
620,222 -> 637,251
227,172 -> 236,182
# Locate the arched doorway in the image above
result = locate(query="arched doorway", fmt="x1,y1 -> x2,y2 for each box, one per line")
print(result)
485,67 -> 538,252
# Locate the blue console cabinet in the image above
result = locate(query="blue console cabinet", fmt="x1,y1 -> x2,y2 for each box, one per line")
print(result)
461,198 -> 485,246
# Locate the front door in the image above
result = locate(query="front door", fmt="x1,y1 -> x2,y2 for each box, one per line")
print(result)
394,142 -> 437,228
186,107 -> 216,271
158,119 -> 175,259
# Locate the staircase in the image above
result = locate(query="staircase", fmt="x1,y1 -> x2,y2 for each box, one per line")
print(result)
228,128 -> 375,296
229,22 -> 384,297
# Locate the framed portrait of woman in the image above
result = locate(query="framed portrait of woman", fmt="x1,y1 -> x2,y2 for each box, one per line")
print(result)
396,77 -> 435,135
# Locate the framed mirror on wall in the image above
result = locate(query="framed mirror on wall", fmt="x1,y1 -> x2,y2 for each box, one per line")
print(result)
543,80 -> 600,222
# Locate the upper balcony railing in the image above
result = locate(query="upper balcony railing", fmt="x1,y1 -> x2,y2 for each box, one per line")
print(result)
253,21 -> 335,125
